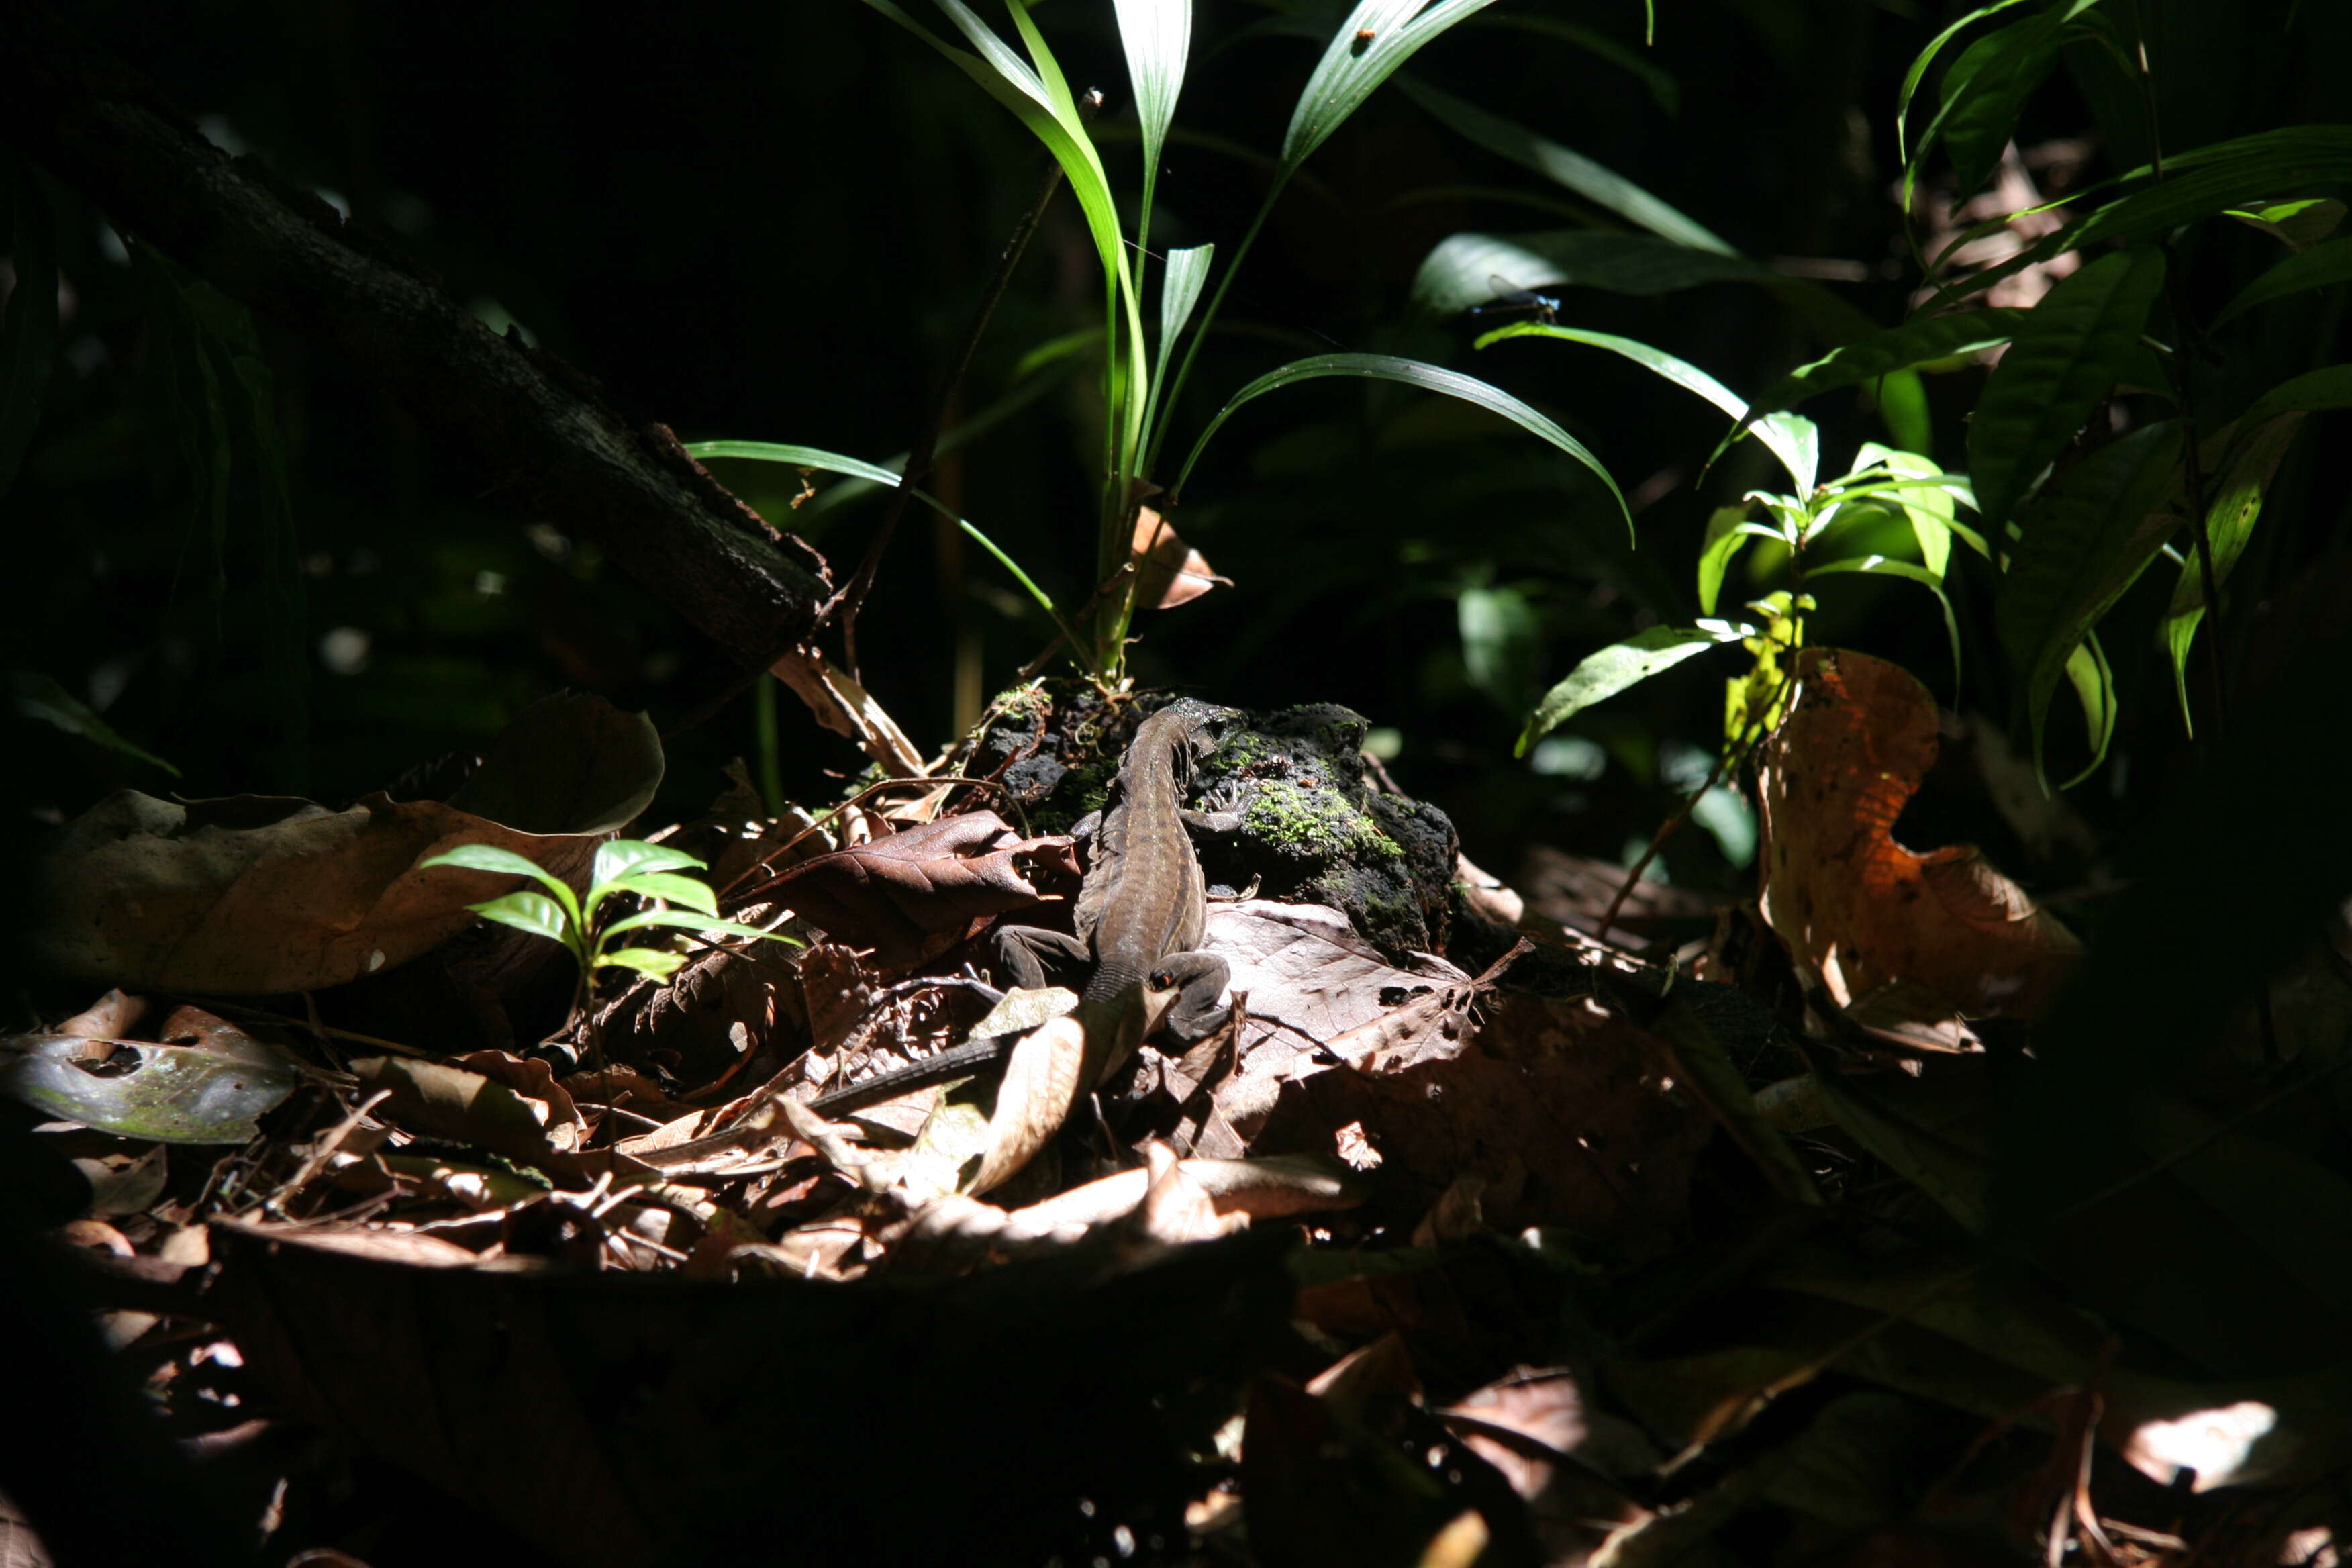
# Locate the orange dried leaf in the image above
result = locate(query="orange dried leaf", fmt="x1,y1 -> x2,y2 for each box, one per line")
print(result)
1758,648 -> 2078,1018
1132,506 -> 1229,610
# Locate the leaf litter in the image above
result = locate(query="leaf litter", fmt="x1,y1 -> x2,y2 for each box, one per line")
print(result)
10,679 -> 2350,1567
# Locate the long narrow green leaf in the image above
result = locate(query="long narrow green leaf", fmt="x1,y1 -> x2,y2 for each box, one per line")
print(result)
1696,505 -> 1753,616
1995,420 -> 2183,789
1169,352 -> 1629,538
1516,624 -> 1746,754
1114,0 -> 1191,245
1469,14 -> 1679,113
1159,244 -> 1214,347
1395,77 -> 1732,253
2161,413 -> 2304,737
1281,0 -> 1507,181
1967,246 -> 2165,527
1904,0 -> 2104,209
1410,231 -> 1783,316
420,844 -> 585,930
0,154 -> 58,499
11,672 -> 180,777
679,440 -> 1091,667
1476,320 -> 1817,493
2213,236 -> 2352,328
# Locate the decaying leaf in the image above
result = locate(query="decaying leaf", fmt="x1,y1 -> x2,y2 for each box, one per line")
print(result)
748,809 -> 1077,969
1758,648 -> 2078,1018
1,1014 -> 301,1144
28,692 -> 663,993
1132,505 -> 1229,609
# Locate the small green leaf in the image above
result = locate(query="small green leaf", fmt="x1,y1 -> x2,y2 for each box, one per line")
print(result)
468,890 -> 577,948
12,672 -> 180,776
2235,362 -> 2352,427
1171,352 -> 1630,540
420,843 -> 584,926
601,871 -> 720,917
2214,236 -> 2352,327
1477,322 -> 1818,493
593,838 -> 706,887
1968,246 -> 2166,527
2162,413 -> 2304,738
1996,420 -> 2184,789
1396,77 -> 1733,254
1517,624 -> 1743,754
597,948 -> 687,981
1158,243 -> 1214,350
1849,442 -> 1955,577
1697,505 -> 1752,616
1896,0 -> 2043,164
1,153 -> 60,501
2059,630 -> 2115,789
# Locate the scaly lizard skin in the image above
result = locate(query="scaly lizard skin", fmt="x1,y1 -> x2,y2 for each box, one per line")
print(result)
810,699 -> 1234,1114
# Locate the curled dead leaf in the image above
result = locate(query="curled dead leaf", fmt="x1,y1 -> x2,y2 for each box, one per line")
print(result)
1132,506 -> 1228,610
1758,648 -> 2078,1018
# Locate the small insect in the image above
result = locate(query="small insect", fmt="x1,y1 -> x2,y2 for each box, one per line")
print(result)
1467,273 -> 1563,325
1351,26 -> 1376,52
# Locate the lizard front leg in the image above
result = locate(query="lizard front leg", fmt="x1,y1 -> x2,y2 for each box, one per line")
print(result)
990,923 -> 1091,991
1147,951 -> 1232,1044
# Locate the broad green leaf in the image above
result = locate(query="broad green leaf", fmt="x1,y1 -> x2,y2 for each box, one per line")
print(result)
1171,352 -> 1630,540
2214,236 -> 2352,327
1516,624 -> 1745,754
1713,308 -> 2027,469
2059,630 -> 2114,788
467,889 -> 577,948
0,1032 -> 300,1146
1113,0 -> 1191,239
597,948 -> 687,981
601,871 -> 720,917
2162,413 -> 2304,737
1968,246 -> 2165,526
420,844 -> 583,926
1905,1 -> 2103,209
1995,420 -> 2183,788
1410,231 -> 1784,317
1280,0 -> 1508,183
2235,362 -> 2352,428
1457,583 -> 1541,709
1696,505 -> 1752,616
1158,243 -> 1214,348
1477,320 -> 1818,494
1,154 -> 59,500
12,672 -> 181,776
1395,77 -> 1732,253
1807,555 -> 1964,687
593,839 -> 706,887
2225,197 -> 2345,250
1895,0 -> 2043,162
1924,126 -> 2352,313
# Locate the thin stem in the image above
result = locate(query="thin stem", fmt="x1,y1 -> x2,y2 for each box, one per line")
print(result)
837,149 -> 1069,683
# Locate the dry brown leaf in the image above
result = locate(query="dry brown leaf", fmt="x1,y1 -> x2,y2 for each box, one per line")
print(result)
28,693 -> 661,993
1131,506 -> 1229,610
352,1056 -> 575,1161
750,810 -> 1077,970
1758,648 -> 2079,1018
